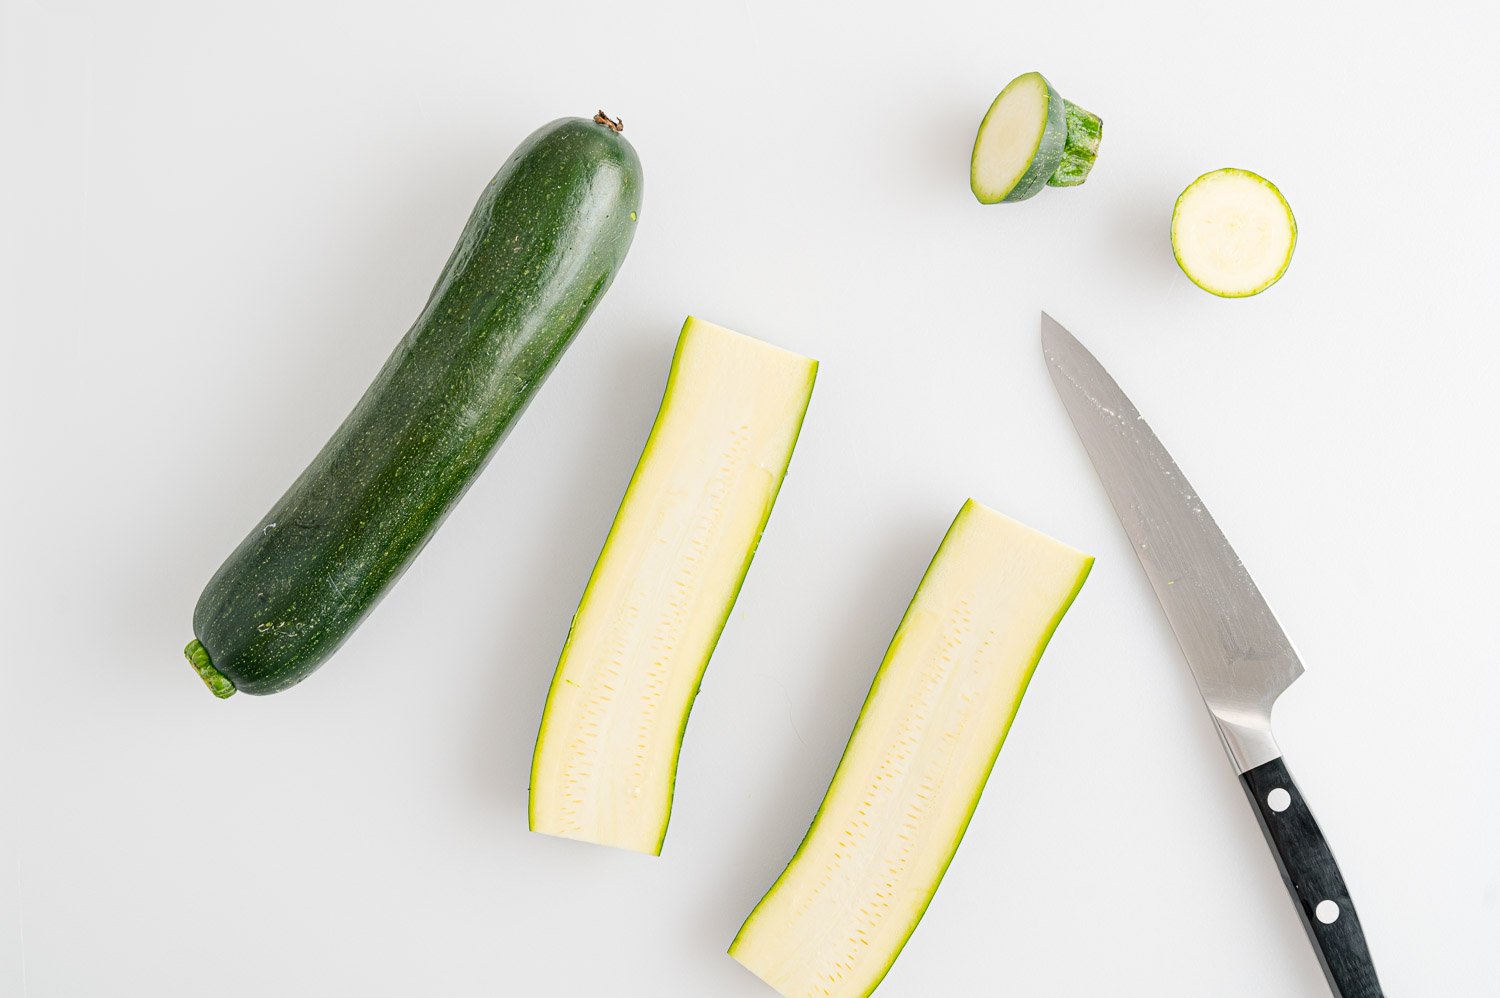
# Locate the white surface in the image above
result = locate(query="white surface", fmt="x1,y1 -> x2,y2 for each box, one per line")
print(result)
2,1 -> 1496,995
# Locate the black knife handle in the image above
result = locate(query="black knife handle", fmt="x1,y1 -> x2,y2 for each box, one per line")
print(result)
1240,757 -> 1383,997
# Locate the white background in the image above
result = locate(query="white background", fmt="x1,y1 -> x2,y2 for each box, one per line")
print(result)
3,1 -> 1496,995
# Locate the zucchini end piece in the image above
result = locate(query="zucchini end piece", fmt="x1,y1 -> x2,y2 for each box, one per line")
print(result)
1047,99 -> 1103,187
184,639 -> 236,699
972,73 -> 1101,203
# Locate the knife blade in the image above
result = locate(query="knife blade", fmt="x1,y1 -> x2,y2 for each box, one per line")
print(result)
1040,312 -> 1382,997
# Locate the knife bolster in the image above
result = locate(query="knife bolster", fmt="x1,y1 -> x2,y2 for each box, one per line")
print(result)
1210,709 -> 1280,774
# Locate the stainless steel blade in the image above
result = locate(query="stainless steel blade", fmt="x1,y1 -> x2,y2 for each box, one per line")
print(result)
1040,312 -> 1302,773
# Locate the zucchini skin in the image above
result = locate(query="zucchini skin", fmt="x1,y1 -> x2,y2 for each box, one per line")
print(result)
189,116 -> 642,696
1047,98 -> 1103,187
999,76 -> 1066,203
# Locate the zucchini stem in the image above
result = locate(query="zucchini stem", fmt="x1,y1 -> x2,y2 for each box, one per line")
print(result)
1048,99 -> 1103,187
184,639 -> 237,699
592,110 -> 624,133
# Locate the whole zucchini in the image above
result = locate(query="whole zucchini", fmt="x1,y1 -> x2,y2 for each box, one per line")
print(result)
186,113 -> 643,697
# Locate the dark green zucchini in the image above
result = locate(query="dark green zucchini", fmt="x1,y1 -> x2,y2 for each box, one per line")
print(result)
187,113 -> 643,697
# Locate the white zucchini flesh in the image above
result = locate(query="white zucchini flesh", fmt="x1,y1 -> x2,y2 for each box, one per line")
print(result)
970,71 -> 1063,204
1171,168 -> 1297,297
529,317 -> 817,855
730,501 -> 1092,997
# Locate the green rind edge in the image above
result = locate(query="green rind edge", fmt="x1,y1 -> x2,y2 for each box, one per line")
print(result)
970,72 -> 1068,204
528,317 -> 818,856
1170,167 -> 1298,298
728,500 -> 1094,996
184,638 -> 237,699
1047,99 -> 1103,187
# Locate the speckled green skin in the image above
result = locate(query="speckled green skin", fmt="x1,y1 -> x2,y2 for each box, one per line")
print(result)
1048,99 -> 1103,187
189,116 -> 643,697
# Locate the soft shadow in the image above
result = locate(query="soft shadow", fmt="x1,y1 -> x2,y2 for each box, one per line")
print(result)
120,119 -> 531,671
205,130 -> 522,503
897,95 -> 983,208
1107,180 -> 1183,285
459,329 -> 668,820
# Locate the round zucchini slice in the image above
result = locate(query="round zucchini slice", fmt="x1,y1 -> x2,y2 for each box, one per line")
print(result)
1171,168 -> 1297,297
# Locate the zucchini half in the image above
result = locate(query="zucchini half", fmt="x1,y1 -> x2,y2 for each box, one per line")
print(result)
529,317 -> 817,855
970,72 -> 1102,203
730,500 -> 1092,997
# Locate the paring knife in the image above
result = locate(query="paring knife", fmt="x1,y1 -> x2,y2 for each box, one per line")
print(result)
1040,313 -> 1382,997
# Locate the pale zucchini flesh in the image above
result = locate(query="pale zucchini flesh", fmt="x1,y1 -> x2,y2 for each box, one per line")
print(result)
529,317 -> 817,855
730,501 -> 1092,997
1171,168 -> 1297,297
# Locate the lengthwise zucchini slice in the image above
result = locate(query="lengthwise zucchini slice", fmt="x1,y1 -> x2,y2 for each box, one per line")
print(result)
529,317 -> 817,855
730,500 -> 1091,997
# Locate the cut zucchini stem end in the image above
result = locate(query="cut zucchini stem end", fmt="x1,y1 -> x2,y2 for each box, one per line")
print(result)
184,639 -> 237,699
1049,99 -> 1103,187
971,71 -> 1102,204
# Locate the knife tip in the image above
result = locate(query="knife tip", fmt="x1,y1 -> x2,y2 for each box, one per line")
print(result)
1039,310 -> 1064,351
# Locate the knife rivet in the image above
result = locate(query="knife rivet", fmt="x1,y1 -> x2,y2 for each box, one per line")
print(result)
1315,900 -> 1340,924
1267,788 -> 1291,812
